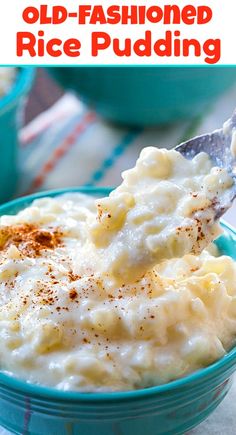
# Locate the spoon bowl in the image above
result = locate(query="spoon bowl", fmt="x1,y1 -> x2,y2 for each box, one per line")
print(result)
175,109 -> 236,218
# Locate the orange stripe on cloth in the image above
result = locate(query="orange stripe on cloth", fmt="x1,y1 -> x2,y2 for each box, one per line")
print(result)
25,111 -> 96,194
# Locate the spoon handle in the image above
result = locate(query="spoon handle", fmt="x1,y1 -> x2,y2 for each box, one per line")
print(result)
176,109 -> 236,171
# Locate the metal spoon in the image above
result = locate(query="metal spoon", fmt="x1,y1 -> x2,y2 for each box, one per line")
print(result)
175,110 -> 236,219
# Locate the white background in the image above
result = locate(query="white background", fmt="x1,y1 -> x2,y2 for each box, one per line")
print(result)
0,0 -> 235,65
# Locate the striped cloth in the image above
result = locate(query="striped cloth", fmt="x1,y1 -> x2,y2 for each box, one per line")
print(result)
17,87 -> 236,228
1,85 -> 236,435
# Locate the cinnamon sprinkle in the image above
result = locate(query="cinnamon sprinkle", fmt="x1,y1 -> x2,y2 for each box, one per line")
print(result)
69,289 -> 78,300
0,224 -> 63,257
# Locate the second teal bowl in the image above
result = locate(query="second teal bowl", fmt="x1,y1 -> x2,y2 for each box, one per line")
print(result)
0,67 -> 35,203
0,187 -> 236,435
48,67 -> 236,126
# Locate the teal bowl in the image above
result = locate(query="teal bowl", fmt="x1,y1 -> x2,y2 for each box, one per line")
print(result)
0,67 -> 35,203
1,187 -> 236,435
48,67 -> 236,126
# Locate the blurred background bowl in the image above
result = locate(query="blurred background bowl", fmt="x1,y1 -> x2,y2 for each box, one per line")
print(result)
0,67 -> 35,203
48,67 -> 236,127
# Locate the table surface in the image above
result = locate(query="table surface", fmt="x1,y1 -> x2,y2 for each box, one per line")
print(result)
25,68 -> 63,124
